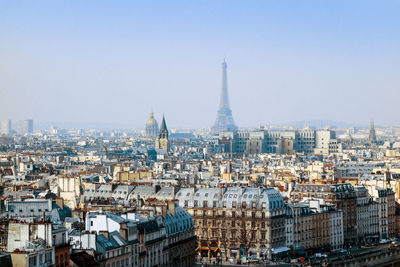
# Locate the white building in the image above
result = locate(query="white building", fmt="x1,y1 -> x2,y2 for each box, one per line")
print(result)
328,206 -> 344,250
314,128 -> 342,155
355,187 -> 379,244
84,210 -> 139,266
367,186 -> 396,239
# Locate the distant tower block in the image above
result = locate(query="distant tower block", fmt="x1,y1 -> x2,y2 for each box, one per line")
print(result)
369,120 -> 376,142
211,60 -> 238,132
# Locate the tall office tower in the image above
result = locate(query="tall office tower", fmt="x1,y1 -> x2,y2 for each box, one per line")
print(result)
211,59 -> 238,132
145,111 -> 159,138
0,120 -> 11,135
19,119 -> 33,135
369,120 -> 376,142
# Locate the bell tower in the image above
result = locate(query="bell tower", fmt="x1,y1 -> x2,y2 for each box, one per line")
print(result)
155,114 -> 169,151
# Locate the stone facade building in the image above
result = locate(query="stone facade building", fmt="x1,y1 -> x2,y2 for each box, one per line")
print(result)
176,187 -> 286,260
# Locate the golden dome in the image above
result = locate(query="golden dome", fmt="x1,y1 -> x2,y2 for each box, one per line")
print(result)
146,112 -> 158,126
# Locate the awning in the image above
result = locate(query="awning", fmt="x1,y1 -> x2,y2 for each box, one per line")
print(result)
271,247 -> 290,254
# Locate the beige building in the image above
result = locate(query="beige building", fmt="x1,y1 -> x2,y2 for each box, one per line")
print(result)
176,187 -> 286,261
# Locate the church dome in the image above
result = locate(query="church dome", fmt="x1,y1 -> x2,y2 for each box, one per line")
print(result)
146,112 -> 157,126
145,112 -> 159,138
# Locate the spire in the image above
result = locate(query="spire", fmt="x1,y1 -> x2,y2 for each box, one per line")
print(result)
160,114 -> 168,134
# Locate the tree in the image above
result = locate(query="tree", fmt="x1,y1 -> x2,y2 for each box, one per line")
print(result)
238,214 -> 258,260
218,226 -> 229,261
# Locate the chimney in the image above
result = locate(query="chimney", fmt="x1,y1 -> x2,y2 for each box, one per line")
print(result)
56,198 -> 64,209
161,205 -> 167,217
168,201 -> 175,216
172,185 -> 177,196
119,222 -> 128,241
99,230 -> 109,240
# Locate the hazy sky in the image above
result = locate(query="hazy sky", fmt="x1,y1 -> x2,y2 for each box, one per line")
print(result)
1,0 -> 400,129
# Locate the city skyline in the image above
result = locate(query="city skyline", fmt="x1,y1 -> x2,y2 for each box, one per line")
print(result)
3,2 -> 400,266
2,1 -> 400,129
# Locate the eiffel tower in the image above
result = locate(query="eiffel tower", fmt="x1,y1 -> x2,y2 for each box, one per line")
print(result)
211,60 -> 238,132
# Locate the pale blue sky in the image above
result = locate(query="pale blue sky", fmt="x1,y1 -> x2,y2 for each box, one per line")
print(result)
1,0 -> 400,129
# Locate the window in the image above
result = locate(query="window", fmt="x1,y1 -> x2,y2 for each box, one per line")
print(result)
91,221 -> 94,226
45,252 -> 52,263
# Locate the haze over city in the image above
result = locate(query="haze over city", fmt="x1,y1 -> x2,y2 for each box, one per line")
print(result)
4,2 -> 400,267
1,0 -> 400,129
